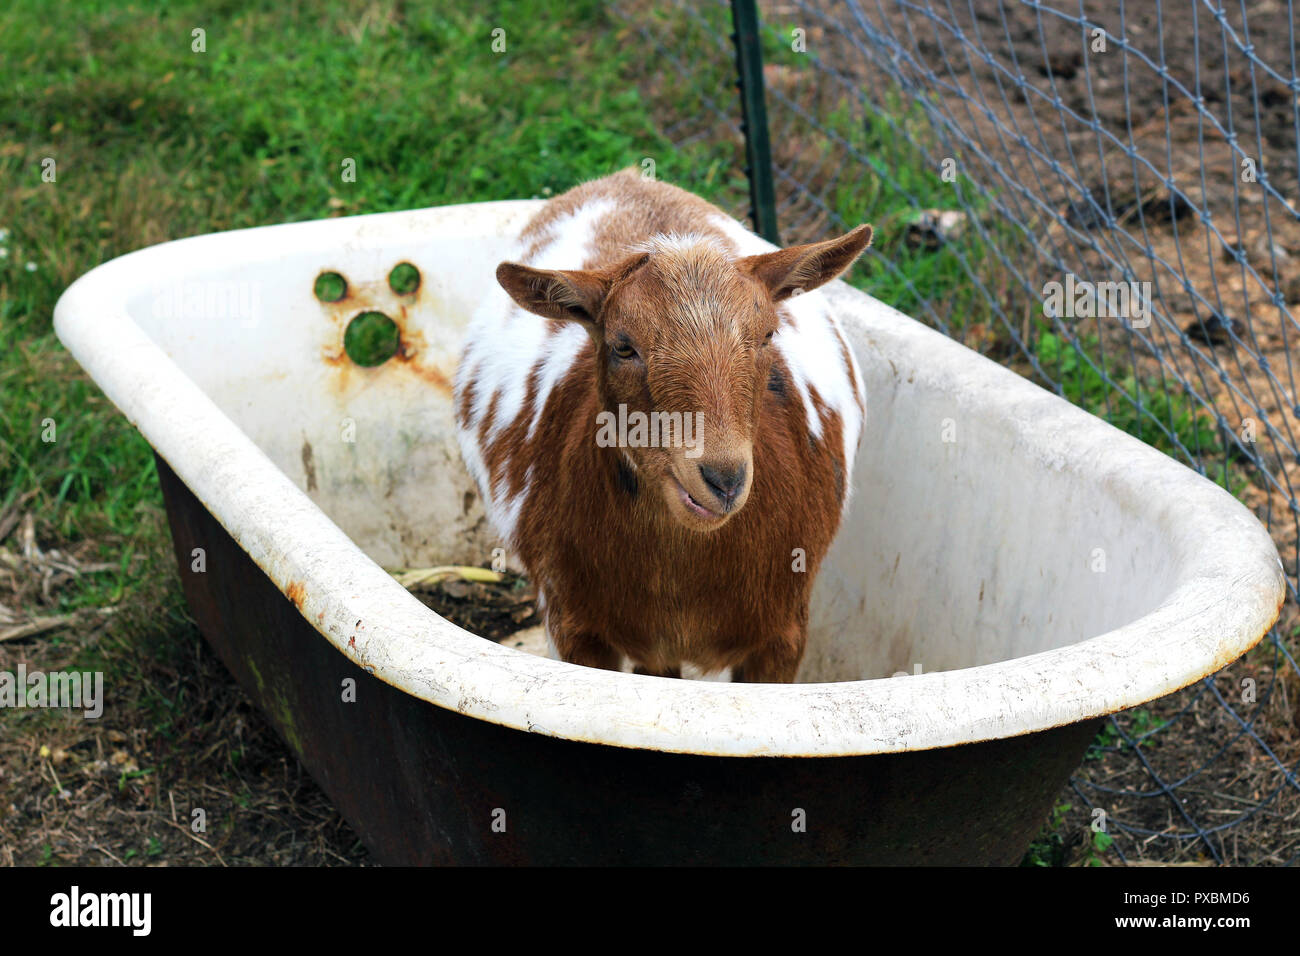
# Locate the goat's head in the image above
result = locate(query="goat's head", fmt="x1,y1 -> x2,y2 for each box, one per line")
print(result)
496,224 -> 872,531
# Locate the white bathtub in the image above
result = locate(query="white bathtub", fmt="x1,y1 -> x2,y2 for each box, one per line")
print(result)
52,199 -> 1285,864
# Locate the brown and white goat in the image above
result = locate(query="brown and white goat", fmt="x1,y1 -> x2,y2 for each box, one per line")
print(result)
454,169 -> 870,682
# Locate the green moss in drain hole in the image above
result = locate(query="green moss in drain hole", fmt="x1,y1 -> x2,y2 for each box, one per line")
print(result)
314,271 -> 347,302
344,311 -> 400,366
388,262 -> 420,295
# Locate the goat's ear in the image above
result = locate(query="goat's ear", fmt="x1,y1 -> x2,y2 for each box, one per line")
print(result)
496,253 -> 650,325
739,224 -> 873,301
496,263 -> 608,324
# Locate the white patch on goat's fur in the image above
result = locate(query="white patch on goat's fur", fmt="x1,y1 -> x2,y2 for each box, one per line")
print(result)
455,199 -> 614,544
492,463 -> 532,548
454,357 -> 491,502
634,232 -> 727,255
682,662 -> 733,682
524,325 -> 587,441
710,214 -> 867,507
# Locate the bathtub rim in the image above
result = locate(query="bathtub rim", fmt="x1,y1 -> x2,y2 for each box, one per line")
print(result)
52,199 -> 1287,758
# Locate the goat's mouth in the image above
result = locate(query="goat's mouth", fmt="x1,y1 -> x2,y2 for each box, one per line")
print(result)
667,473 -> 729,527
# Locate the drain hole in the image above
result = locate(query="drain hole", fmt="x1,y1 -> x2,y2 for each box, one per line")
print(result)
388,262 -> 421,295
344,311 -> 400,367
314,271 -> 347,302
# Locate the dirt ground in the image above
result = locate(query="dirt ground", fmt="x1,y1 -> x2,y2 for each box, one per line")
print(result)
0,507 -> 369,866
1055,594 -> 1300,866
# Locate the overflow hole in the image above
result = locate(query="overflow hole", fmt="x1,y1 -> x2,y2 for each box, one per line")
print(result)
314,271 -> 347,302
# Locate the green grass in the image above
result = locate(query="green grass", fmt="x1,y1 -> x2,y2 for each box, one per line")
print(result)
1020,799 -> 1116,867
832,101 -> 1008,333
1034,326 -> 1239,490
755,17 -> 1016,337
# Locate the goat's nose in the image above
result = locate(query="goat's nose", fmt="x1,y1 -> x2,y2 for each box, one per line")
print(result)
699,462 -> 747,511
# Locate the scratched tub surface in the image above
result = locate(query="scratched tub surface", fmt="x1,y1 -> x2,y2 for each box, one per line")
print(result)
54,200 -> 1284,864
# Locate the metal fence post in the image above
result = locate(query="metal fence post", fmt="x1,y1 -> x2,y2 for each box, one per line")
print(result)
730,0 -> 781,245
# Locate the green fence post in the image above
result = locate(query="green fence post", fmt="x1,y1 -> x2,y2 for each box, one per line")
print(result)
731,0 -> 781,245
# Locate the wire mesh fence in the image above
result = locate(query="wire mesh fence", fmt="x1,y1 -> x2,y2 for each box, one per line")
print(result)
613,0 -> 1300,864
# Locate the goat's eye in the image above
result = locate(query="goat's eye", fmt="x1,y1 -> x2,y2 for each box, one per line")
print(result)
762,331 -> 774,347
612,342 -> 638,360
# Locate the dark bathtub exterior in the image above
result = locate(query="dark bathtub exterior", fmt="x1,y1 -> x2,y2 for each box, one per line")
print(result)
156,455 -> 1098,866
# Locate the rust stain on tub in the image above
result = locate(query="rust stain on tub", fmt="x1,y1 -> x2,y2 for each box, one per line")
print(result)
391,319 -> 453,394
285,580 -> 307,611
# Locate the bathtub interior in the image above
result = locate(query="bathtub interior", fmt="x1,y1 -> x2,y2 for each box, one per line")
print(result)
124,205 -> 1185,684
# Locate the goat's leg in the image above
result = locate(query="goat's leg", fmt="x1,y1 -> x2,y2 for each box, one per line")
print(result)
542,596 -> 622,671
731,624 -> 806,683
552,627 -> 623,672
